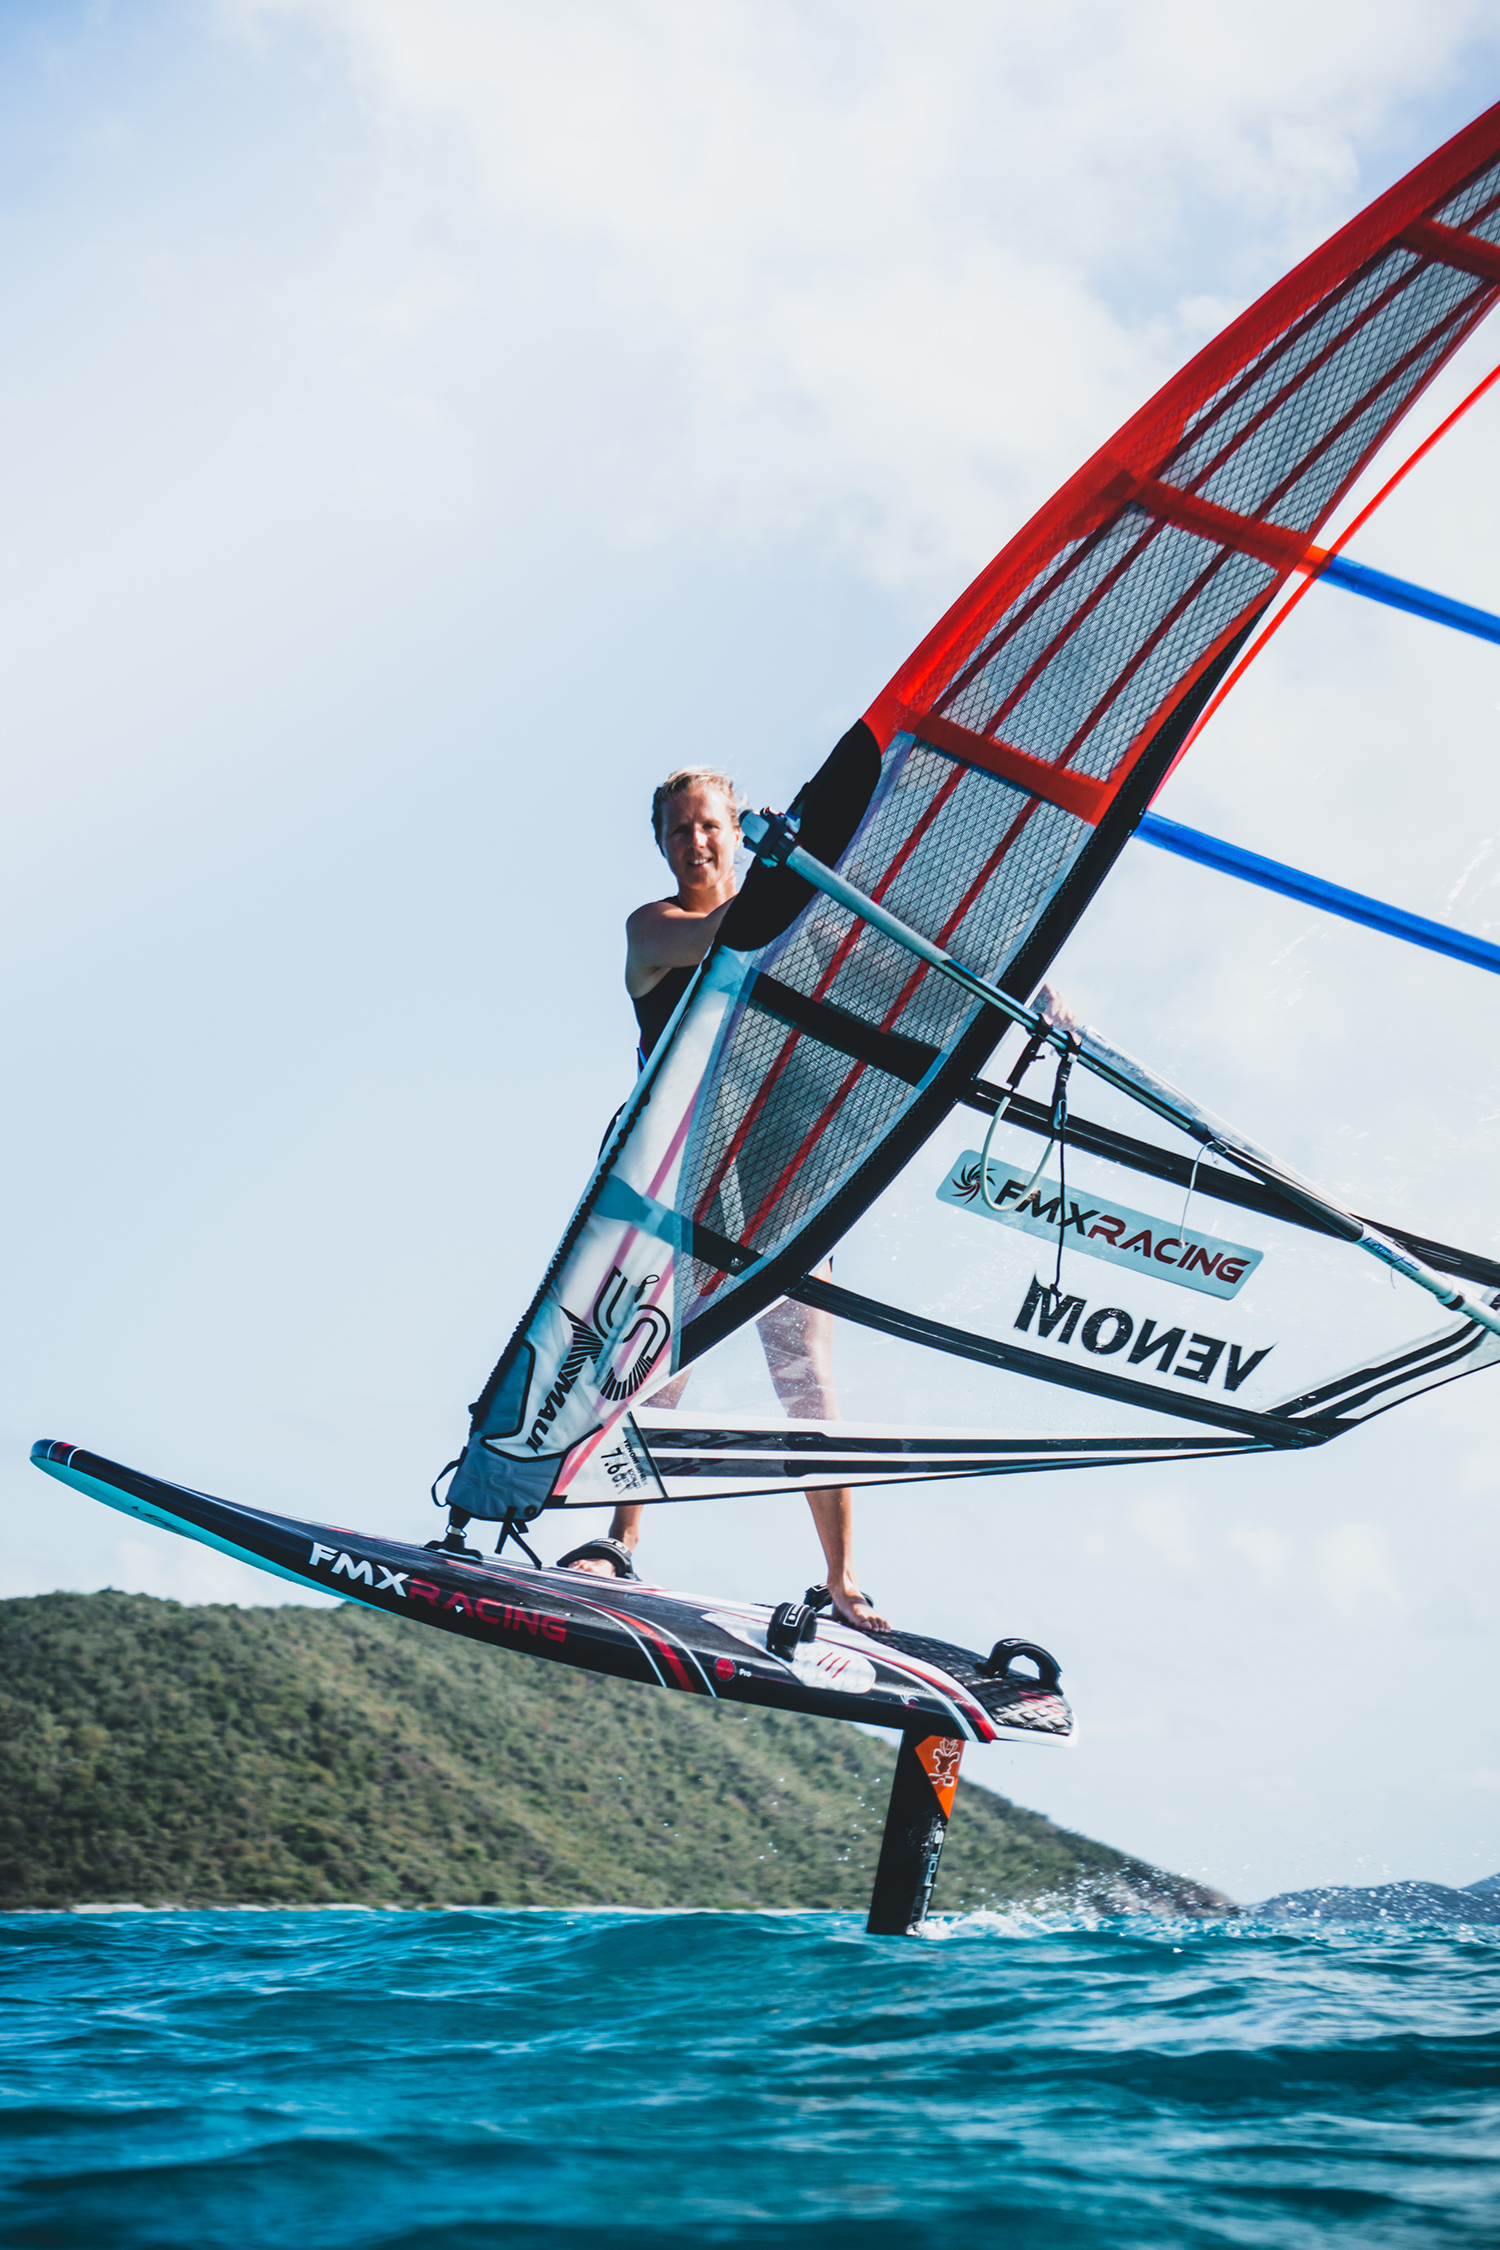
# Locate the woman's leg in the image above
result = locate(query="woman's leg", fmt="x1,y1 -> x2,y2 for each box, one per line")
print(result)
757,1264 -> 889,1632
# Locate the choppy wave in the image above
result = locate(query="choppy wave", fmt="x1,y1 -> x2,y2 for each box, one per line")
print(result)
2,1909 -> 1497,2247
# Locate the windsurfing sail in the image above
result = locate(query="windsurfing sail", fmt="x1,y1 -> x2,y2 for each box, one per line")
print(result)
449,101 -> 1500,1527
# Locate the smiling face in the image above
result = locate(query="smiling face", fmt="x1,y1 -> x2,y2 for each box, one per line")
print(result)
659,781 -> 740,901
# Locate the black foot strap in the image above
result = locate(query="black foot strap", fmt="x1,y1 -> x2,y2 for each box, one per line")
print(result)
804,1583 -> 878,1620
768,1585 -> 882,1652
556,1537 -> 639,1579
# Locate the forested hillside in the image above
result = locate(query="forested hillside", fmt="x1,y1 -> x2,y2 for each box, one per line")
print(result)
0,1593 -> 1229,1914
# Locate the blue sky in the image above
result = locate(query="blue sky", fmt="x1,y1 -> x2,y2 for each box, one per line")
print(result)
5,0 -> 1500,1901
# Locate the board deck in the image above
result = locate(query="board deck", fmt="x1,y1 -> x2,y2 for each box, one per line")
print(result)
31,1441 -> 1072,1747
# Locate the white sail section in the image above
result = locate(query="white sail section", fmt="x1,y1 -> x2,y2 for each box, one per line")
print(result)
551,1060 -> 1500,1507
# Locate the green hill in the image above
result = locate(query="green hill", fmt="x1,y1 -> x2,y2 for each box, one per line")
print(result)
0,1593 -> 1227,1915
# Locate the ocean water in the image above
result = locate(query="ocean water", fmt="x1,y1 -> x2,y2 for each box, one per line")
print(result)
1,1910 -> 1496,2249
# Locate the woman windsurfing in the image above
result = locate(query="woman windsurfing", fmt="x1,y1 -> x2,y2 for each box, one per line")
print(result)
558,767 -> 890,1635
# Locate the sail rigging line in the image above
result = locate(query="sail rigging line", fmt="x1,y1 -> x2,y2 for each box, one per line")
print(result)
1179,1132 -> 1215,1241
1046,1033 -> 1080,1293
741,808 -> 1500,1344
1135,813 -> 1500,977
1157,355 -> 1500,792
959,1081 -> 1500,1292
978,1020 -> 1052,1211
993,1034 -> 1073,1212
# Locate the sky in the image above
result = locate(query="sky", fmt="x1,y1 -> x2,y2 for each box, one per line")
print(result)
4,0 -> 1500,1904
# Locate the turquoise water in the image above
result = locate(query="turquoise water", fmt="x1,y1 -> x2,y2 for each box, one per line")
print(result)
2,1909 -> 1496,2247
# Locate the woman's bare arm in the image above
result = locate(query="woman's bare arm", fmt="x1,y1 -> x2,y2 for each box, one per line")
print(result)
625,897 -> 736,997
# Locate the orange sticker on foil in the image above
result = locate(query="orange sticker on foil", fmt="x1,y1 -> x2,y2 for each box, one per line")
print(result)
914,1735 -> 964,1816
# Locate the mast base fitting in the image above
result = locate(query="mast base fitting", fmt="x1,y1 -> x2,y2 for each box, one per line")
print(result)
424,1531 -> 485,1561
425,1505 -> 485,1563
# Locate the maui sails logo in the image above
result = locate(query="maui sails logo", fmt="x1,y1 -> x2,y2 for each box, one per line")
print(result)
938,1157 -> 1263,1301
524,1267 -> 673,1452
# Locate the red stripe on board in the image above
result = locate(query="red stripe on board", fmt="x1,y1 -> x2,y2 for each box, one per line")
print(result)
593,1606 -> 703,1693
1399,216 -> 1500,287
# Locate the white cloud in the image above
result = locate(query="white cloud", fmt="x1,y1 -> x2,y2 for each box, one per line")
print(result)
231,0 -> 1500,581
1314,1522 -> 1404,1619
1227,1523 -> 1296,1584
1127,1490 -> 1202,1574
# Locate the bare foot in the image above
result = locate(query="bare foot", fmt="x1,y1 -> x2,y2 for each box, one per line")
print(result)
828,1585 -> 890,1633
567,1556 -> 619,1576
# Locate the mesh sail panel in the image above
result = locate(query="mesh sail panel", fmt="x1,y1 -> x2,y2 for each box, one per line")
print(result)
675,755 -> 1082,1315
1434,157 -> 1500,237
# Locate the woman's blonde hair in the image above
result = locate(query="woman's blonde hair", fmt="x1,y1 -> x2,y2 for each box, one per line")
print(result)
651,766 -> 744,855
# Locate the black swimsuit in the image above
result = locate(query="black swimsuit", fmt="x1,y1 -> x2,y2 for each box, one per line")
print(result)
632,965 -> 694,1067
